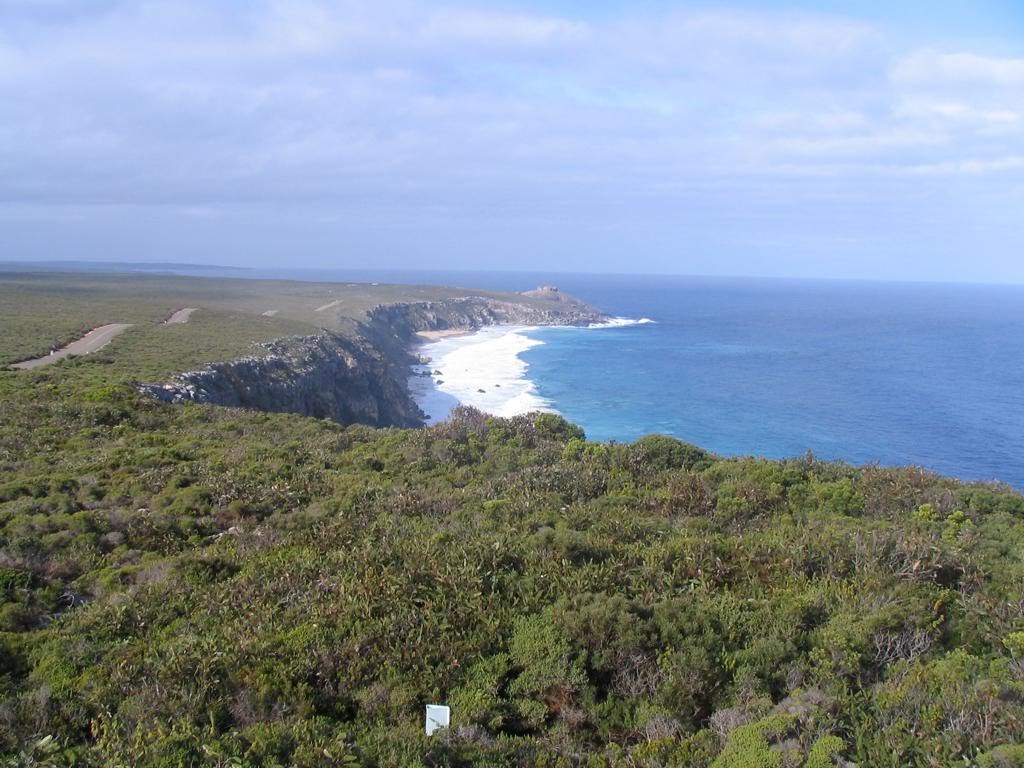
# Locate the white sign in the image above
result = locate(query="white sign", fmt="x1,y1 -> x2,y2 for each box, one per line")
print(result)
425,704 -> 451,736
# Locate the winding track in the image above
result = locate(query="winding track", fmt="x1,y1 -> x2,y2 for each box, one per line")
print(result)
11,324 -> 132,370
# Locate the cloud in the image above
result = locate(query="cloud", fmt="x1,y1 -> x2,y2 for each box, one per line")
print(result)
895,100 -> 1020,124
0,2 -> 1018,196
905,156 -> 1024,175
0,1 -> 1022,278
892,51 -> 1024,87
422,9 -> 588,47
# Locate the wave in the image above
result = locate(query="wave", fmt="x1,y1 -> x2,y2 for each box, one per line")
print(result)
410,326 -> 556,421
588,316 -> 656,328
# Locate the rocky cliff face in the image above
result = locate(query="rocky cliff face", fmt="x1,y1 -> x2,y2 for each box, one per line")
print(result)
366,294 -> 607,342
139,292 -> 606,427
139,331 -> 423,427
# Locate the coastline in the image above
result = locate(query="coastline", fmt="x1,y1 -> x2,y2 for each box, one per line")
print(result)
138,286 -> 610,428
408,316 -> 654,423
410,325 -> 554,422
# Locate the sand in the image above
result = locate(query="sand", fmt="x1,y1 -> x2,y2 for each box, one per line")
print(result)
416,328 -> 472,341
411,325 -> 554,420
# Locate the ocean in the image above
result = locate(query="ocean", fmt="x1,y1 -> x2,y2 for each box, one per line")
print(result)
404,272 -> 1024,490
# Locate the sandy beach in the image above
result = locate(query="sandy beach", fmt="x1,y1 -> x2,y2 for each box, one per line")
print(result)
409,325 -> 554,421
416,328 -> 472,341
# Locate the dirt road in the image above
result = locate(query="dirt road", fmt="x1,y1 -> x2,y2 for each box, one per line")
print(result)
11,324 -> 132,370
165,308 -> 197,324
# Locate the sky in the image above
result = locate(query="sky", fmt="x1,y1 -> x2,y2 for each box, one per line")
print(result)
1,1 -> 1024,282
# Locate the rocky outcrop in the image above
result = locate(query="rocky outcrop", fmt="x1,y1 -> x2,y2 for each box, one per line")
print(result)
139,290 -> 606,428
139,332 -> 422,427
521,285 -> 567,301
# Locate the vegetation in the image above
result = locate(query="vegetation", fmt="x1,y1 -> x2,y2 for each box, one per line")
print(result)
1,274 -> 1023,766
0,271 -> 536,369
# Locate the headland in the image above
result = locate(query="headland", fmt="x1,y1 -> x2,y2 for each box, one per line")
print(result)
1,270 -> 607,427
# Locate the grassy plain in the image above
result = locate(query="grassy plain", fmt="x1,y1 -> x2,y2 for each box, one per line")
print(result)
0,271 -> 535,371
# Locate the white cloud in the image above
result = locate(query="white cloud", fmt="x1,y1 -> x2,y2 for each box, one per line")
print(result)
894,99 -> 1021,132
892,51 -> 1024,87
896,100 -> 1019,122
905,156 -> 1024,175
770,129 -> 948,158
422,9 -> 588,47
667,10 -> 875,55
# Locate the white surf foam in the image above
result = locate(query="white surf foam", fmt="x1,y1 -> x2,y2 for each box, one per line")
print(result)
589,316 -> 656,328
410,326 -> 555,422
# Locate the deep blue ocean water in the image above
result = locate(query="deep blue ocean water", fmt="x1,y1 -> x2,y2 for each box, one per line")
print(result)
116,265 -> 1024,489
517,274 -> 1024,489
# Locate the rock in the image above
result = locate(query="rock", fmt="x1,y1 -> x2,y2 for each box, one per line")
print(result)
365,294 -> 607,342
138,331 -> 424,428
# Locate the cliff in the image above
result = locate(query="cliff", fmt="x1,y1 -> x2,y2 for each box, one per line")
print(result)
365,292 -> 606,342
139,331 -> 423,427
138,291 -> 607,427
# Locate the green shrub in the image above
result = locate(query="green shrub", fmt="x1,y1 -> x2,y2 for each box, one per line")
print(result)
710,714 -> 793,768
632,434 -> 711,472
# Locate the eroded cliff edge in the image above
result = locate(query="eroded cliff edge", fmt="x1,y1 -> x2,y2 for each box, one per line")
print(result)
139,291 -> 607,427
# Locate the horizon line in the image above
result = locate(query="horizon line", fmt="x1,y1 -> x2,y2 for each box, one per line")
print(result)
1,258 -> 1022,289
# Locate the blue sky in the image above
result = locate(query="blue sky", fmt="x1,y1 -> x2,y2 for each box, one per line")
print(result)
2,1 -> 1024,282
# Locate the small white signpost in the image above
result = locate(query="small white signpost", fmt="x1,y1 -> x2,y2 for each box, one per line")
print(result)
425,704 -> 450,736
